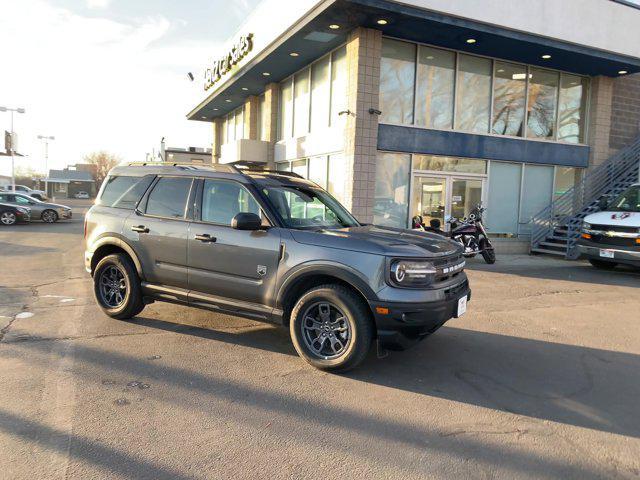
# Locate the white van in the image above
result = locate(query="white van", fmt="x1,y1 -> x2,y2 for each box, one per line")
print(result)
579,183 -> 640,270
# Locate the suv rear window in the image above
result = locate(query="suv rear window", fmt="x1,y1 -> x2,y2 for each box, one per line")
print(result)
100,175 -> 154,209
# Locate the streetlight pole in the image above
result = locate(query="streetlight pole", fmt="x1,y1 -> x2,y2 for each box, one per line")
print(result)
0,106 -> 26,191
37,135 -> 55,196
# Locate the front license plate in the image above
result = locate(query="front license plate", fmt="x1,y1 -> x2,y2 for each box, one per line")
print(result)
599,249 -> 615,258
457,296 -> 467,317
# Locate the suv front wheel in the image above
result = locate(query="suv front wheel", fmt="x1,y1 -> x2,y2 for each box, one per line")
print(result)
290,284 -> 374,372
93,253 -> 145,319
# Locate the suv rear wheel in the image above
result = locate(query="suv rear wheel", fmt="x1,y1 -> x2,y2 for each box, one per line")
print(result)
290,284 -> 373,372
93,253 -> 145,319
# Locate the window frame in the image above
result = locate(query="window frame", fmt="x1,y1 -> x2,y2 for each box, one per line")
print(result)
139,175 -> 196,221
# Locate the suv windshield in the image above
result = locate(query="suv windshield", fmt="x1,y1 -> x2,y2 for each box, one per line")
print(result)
261,185 -> 359,230
611,185 -> 640,212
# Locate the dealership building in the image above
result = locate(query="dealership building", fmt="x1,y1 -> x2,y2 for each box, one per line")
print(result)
188,0 -> 640,248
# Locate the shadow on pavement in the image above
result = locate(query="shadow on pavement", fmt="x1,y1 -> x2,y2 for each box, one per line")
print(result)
0,408 -> 194,480
6,337 -> 616,479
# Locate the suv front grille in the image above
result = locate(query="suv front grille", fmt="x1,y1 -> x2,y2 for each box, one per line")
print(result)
433,254 -> 465,282
590,224 -> 638,234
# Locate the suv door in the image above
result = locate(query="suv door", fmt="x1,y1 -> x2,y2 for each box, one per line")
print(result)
123,176 -> 194,290
187,178 -> 281,309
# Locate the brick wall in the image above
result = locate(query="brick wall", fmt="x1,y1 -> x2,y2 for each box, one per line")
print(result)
610,73 -> 640,150
343,27 -> 382,223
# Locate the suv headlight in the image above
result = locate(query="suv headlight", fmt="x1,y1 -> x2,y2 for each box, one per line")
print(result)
389,259 -> 436,288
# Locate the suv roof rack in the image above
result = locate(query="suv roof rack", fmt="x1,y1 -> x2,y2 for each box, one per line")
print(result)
124,160 -> 305,179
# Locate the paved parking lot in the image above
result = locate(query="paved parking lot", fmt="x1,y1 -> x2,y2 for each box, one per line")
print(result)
1,201 -> 639,479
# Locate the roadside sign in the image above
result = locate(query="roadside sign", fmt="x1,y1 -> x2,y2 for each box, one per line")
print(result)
4,131 -> 11,152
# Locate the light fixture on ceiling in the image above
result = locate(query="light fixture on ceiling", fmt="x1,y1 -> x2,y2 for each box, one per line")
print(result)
201,116 -> 207,119
225,99 -> 232,103
242,87 -> 248,91
497,69 -> 505,73
329,24 -> 340,30
262,72 -> 271,76
618,70 -> 628,75
213,108 -> 219,111
426,55 -> 434,60
466,38 -> 476,44
377,19 -> 388,25
290,52 -> 299,57
541,54 -> 551,59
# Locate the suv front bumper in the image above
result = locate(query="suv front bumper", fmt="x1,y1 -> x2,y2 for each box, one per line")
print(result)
370,281 -> 471,350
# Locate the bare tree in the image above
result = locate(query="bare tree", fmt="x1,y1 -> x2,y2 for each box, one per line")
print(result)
84,151 -> 121,188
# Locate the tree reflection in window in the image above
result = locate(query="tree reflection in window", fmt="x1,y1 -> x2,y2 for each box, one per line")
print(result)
527,68 -> 559,139
558,75 -> 588,144
380,39 -> 415,125
492,62 -> 526,136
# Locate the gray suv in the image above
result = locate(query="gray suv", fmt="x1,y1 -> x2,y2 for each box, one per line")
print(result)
84,164 -> 471,371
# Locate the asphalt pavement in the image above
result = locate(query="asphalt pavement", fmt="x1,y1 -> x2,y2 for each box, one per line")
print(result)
1,200 -> 639,479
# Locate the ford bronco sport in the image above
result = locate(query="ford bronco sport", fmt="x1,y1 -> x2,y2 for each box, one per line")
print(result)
84,163 -> 470,371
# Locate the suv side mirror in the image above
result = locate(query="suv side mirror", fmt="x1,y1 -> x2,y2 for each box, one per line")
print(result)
598,196 -> 609,210
232,212 -> 262,231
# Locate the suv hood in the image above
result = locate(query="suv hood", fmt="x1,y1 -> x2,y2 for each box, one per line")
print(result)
584,211 -> 640,228
289,225 -> 462,257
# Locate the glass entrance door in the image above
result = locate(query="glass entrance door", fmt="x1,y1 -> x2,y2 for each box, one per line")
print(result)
411,176 -> 447,227
411,175 -> 485,229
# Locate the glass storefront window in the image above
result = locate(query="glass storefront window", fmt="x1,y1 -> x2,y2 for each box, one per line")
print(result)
380,38 -> 416,125
257,94 -> 267,141
234,107 -> 244,141
558,75 -> 589,144
291,159 -> 308,178
374,152 -> 411,227
279,79 -> 293,140
415,46 -> 455,129
455,54 -> 492,134
327,154 -> 346,204
412,155 -> 487,174
294,70 -> 310,137
527,68 -> 559,139
308,156 -> 328,189
492,62 -> 527,136
311,55 -> 331,132
330,46 -> 347,128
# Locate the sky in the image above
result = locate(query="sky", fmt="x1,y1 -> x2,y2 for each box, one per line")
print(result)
0,0 -> 262,176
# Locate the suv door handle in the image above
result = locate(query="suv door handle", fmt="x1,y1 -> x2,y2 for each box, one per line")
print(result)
195,233 -> 216,243
131,225 -> 149,233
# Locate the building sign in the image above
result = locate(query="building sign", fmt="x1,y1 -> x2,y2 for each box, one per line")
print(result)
204,33 -> 253,91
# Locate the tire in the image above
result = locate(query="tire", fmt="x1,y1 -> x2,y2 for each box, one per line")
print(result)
589,259 -> 617,270
480,238 -> 496,264
93,253 -> 145,319
0,210 -> 17,226
290,284 -> 374,372
41,209 -> 58,223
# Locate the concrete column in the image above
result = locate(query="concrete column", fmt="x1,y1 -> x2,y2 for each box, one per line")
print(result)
243,96 -> 259,141
342,27 -> 382,223
263,83 -> 280,168
587,75 -> 614,168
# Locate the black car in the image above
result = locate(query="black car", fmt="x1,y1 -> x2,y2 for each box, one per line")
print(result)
0,203 -> 31,225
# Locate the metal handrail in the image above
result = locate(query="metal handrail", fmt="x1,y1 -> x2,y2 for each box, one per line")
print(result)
530,135 -> 640,257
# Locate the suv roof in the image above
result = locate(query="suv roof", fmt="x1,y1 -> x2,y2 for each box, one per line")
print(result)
108,162 -> 316,187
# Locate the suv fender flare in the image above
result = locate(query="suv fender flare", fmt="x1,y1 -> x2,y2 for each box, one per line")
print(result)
276,261 -> 378,310
90,236 -> 144,278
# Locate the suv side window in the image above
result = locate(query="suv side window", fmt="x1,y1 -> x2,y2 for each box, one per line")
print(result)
145,177 -> 193,219
201,179 -> 263,226
100,175 -> 154,209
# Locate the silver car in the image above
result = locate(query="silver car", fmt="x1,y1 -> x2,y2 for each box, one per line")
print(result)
0,192 -> 72,223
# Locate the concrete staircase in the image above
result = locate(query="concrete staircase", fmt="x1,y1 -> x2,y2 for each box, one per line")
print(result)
530,136 -> 640,259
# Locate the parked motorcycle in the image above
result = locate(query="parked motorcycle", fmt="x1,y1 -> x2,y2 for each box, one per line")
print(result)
412,204 -> 496,264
